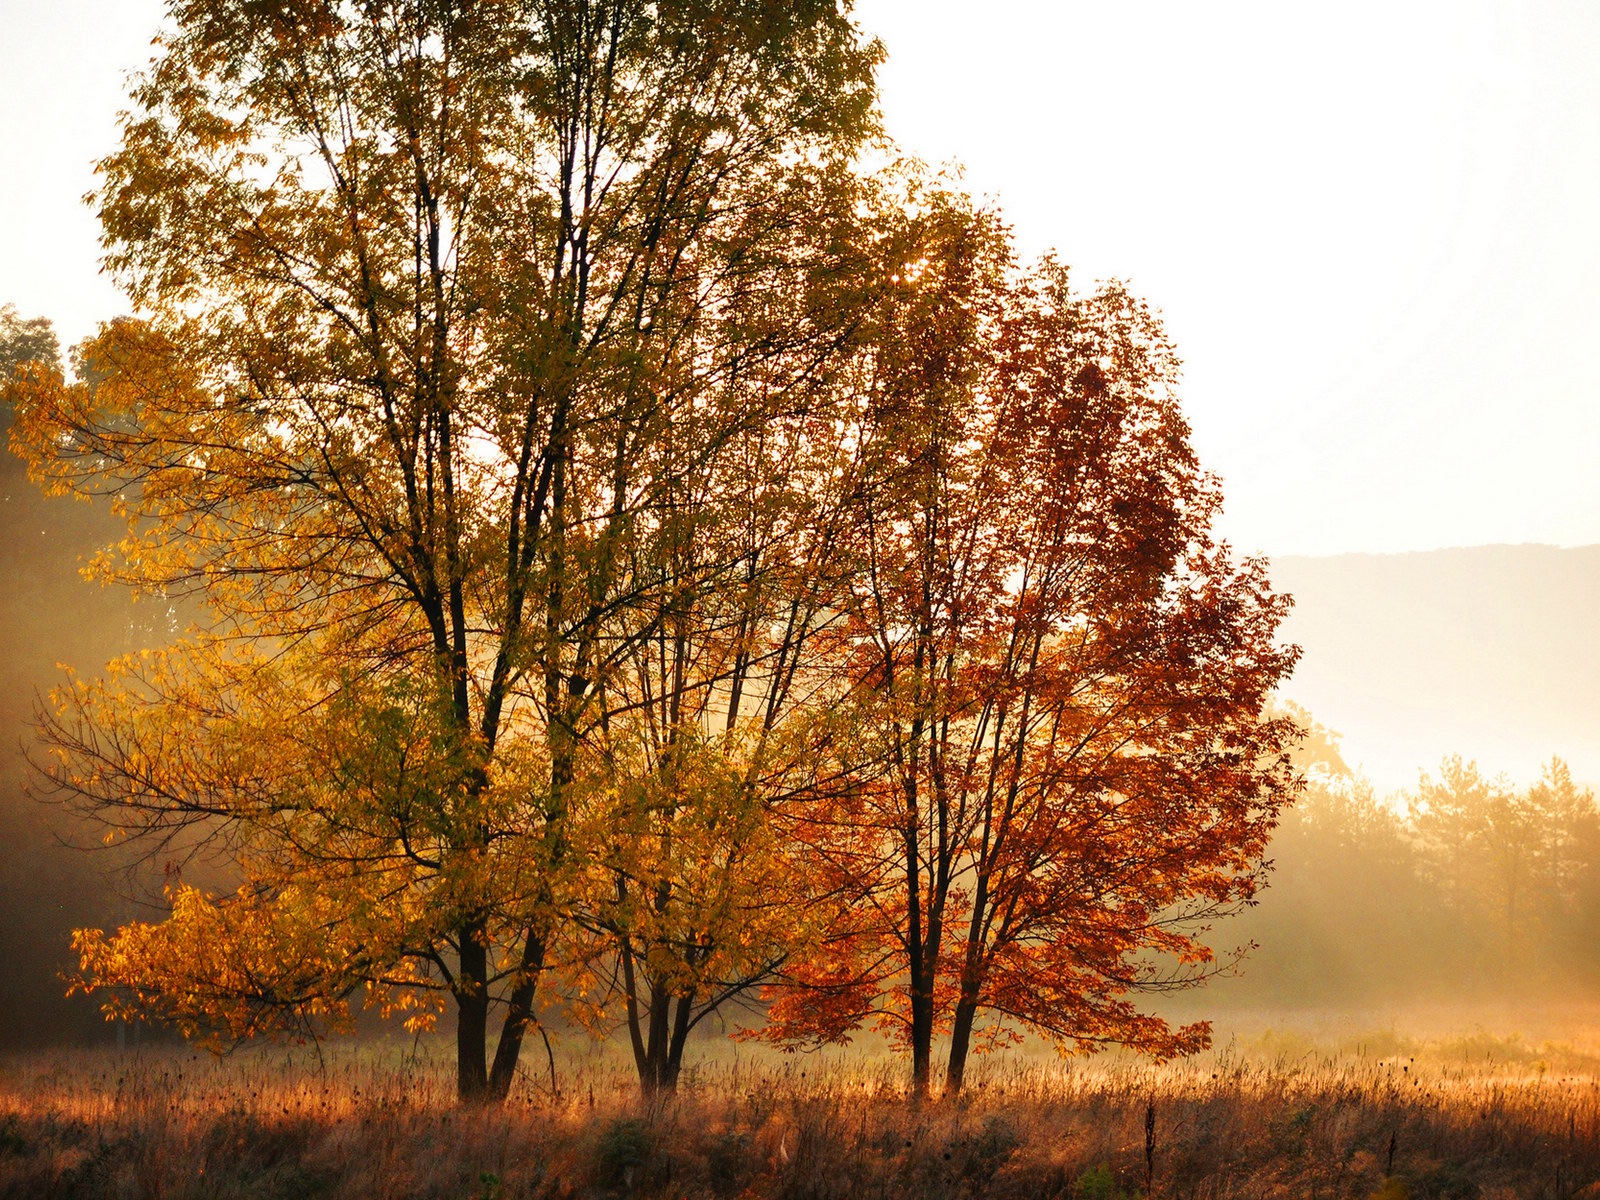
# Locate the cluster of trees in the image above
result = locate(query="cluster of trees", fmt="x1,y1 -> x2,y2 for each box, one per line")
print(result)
1225,725 -> 1600,1008
1,0 -> 1298,1102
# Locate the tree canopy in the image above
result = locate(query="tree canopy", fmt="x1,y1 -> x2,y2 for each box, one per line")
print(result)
11,0 -> 881,1103
750,195 -> 1299,1097
0,306 -> 60,383
7,0 -> 1300,1102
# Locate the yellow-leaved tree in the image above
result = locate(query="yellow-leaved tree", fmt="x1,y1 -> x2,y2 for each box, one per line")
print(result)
6,0 -> 880,1103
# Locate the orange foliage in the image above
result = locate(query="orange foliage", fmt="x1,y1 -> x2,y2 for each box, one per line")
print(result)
5,0 -> 880,1103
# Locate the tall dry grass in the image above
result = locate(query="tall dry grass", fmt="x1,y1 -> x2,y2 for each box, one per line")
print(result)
2,1035 -> 1598,1199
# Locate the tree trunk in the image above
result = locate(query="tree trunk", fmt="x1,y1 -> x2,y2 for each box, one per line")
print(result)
621,937 -> 650,1078
945,872 -> 992,1098
624,974 -> 701,1096
456,916 -> 491,1102
487,930 -> 547,1101
904,767 -> 934,1102
664,990 -> 696,1091
640,980 -> 674,1095
909,957 -> 935,1102
945,993 -> 979,1098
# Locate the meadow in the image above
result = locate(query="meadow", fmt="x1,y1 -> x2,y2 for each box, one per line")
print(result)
2,1029 -> 1599,1200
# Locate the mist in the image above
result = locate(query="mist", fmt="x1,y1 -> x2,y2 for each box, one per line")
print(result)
1271,545 -> 1600,795
1165,753 -> 1600,1043
0,406 -> 160,1047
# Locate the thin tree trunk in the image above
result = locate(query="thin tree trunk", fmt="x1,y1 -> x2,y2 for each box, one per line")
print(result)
903,762 -> 934,1101
456,916 -> 491,1101
487,930 -> 548,1101
945,993 -> 980,1098
946,868 -> 993,1099
662,988 -> 697,1092
620,938 -> 651,1083
644,980 -> 672,1093
909,955 -> 935,1101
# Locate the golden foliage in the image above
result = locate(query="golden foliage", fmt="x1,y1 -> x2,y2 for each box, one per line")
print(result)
6,0 -> 1298,1104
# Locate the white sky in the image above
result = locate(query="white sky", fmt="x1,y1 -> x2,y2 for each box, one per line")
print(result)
3,0 -> 1599,559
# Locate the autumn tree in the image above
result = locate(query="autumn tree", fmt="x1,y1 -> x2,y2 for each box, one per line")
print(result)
565,335 -> 872,1093
8,0 -> 879,1102
759,197 -> 1300,1098
1407,755 -> 1599,977
0,307 -> 60,382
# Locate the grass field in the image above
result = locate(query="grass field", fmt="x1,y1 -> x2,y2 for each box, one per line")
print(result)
2,1030 -> 1599,1199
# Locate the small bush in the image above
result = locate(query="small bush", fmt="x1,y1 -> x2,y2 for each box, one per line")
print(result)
1413,1165 -> 1481,1199
1075,1161 -> 1137,1199
594,1116 -> 653,1193
0,1117 -> 26,1158
704,1129 -> 753,1196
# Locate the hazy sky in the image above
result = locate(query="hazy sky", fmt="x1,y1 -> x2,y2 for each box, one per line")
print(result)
3,0 -> 1599,558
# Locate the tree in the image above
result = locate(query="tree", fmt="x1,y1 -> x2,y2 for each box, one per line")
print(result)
565,324 -> 868,1093
758,199 -> 1300,1098
1407,756 -> 1537,967
1408,754 -> 1600,981
0,307 -> 60,383
8,0 -> 879,1103
1525,759 -> 1600,932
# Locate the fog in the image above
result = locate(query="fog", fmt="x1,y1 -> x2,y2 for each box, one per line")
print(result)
1272,546 -> 1600,795
1165,748 -> 1600,1045
0,406 -> 197,1049
0,411 -> 160,1047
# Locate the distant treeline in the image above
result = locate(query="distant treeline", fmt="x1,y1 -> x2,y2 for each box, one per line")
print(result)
1225,741 -> 1600,1007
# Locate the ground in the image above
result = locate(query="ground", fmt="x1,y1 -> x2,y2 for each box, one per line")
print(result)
1,1026 -> 1597,1199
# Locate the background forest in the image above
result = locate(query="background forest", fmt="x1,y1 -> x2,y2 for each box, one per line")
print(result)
1218,741 -> 1600,1013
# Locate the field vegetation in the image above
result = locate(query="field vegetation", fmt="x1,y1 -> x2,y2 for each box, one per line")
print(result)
3,1033 -> 1599,1200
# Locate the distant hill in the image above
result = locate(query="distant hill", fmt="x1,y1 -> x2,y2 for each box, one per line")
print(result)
1269,544 -> 1600,794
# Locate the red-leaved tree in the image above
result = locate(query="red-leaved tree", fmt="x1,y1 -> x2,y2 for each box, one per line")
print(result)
760,199 -> 1301,1098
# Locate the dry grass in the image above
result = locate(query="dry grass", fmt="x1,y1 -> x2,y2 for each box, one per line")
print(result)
2,1035 -> 1599,1200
